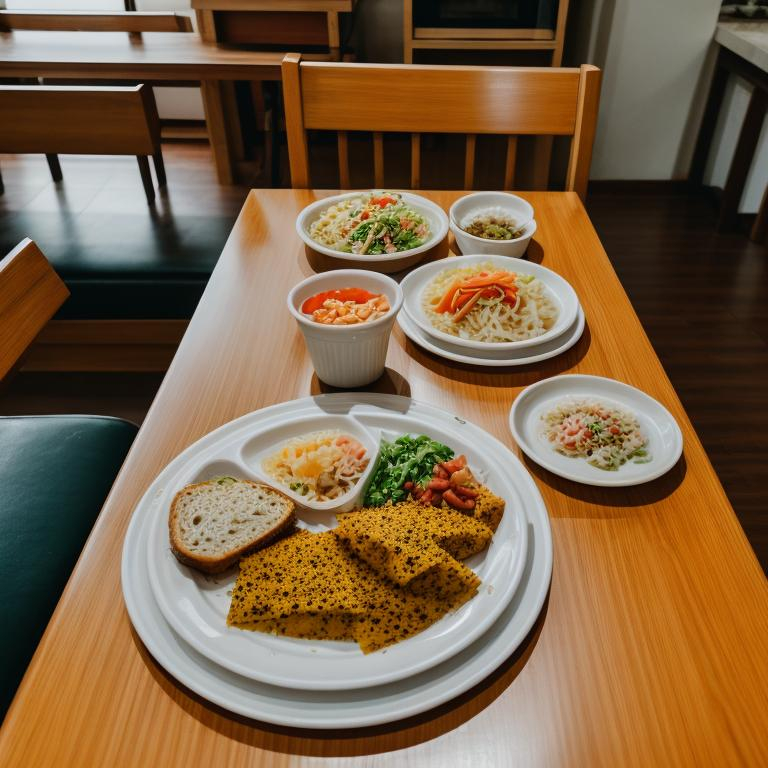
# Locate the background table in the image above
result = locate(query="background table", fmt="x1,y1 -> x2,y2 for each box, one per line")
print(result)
690,21 -> 768,240
0,30 -> 287,184
2,190 -> 766,766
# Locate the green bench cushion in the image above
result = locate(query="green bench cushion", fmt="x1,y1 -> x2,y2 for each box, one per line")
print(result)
0,415 -> 137,719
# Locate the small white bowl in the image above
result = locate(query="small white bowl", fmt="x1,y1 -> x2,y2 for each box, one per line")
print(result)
240,414 -> 380,515
296,191 -> 449,273
449,192 -> 535,258
287,269 -> 403,388
401,254 -> 579,352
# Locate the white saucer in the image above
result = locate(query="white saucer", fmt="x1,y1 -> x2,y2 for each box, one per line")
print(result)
398,304 -> 585,367
509,374 -> 684,487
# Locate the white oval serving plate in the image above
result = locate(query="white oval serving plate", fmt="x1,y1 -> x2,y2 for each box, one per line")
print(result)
509,374 -> 684,487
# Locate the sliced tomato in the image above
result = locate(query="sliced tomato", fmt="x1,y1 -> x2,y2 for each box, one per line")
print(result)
301,288 -> 378,314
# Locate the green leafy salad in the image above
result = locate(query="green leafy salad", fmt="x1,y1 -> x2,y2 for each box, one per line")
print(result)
363,435 -> 454,506
309,193 -> 431,256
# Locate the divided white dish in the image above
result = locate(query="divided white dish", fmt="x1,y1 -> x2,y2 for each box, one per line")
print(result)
295,191 -> 449,272
143,398 -> 529,691
509,374 -> 684,487
400,254 -> 579,352
398,303 -> 585,367
122,394 -> 552,729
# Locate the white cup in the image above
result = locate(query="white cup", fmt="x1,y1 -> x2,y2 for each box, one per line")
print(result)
287,269 -> 403,388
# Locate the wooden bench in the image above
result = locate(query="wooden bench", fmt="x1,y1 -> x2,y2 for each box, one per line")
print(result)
0,84 -> 165,203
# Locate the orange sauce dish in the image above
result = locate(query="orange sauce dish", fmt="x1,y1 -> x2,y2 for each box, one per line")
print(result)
301,288 -> 391,325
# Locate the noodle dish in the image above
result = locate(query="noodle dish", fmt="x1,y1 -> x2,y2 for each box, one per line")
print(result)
400,255 -> 579,352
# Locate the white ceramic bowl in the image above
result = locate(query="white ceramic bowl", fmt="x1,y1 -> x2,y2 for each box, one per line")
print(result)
449,192 -> 535,258
401,254 -> 579,352
296,191 -> 449,273
287,269 -> 403,388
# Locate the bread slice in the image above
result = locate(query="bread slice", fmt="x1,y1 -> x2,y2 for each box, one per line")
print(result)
169,477 -> 295,574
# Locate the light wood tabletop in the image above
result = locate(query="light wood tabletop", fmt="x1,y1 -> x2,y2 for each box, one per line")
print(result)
2,190 -> 766,767
0,30 -> 285,80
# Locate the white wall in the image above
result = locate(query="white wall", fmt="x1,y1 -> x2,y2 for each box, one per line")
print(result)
570,0 -> 767,212
570,0 -> 722,179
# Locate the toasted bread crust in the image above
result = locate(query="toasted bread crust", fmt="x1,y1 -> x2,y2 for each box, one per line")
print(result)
168,479 -> 295,574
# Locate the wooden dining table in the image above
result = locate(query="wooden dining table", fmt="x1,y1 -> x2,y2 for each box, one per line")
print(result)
2,189 -> 767,766
0,30 -> 299,185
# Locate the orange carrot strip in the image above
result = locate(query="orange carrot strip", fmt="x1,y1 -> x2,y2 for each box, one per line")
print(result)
453,290 -> 482,322
435,279 -> 463,313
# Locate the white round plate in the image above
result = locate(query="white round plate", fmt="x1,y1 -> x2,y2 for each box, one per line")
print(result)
295,191 -> 449,270
401,254 -> 579,351
122,394 -> 553,729
399,303 -> 585,367
143,398 -> 529,691
509,374 -> 684,487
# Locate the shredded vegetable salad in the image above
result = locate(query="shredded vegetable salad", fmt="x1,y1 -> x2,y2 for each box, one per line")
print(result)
542,400 -> 651,471
309,193 -> 430,255
263,430 -> 369,502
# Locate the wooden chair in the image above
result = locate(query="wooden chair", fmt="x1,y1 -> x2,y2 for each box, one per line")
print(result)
0,10 -> 193,33
0,238 -> 138,718
281,54 -> 601,199
0,84 -> 165,204
0,239 -> 70,382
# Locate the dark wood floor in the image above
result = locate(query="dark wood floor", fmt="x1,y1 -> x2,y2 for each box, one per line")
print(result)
0,145 -> 765,572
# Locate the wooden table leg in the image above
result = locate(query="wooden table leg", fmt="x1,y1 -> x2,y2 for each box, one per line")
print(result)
201,79 -> 234,185
718,87 -> 767,231
751,182 -> 768,243
327,11 -> 341,61
690,48 -> 730,186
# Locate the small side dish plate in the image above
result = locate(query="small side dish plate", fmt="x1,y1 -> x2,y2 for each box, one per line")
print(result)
509,374 -> 683,487
400,254 -> 579,352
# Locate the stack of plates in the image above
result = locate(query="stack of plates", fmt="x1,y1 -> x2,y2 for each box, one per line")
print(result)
122,394 -> 553,729
398,255 -> 584,367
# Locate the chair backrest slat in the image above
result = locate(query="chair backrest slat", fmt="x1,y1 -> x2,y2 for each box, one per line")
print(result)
282,55 -> 601,199
464,133 -> 476,190
566,65 -> 601,200
504,136 -> 518,190
297,62 -> 582,135
0,10 -> 193,33
0,239 -> 69,382
410,133 -> 420,189
337,131 -> 350,187
373,132 -> 384,188
0,85 -> 160,156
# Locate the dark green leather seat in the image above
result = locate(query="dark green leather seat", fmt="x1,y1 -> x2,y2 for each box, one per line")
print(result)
0,415 -> 137,719
0,211 -> 234,318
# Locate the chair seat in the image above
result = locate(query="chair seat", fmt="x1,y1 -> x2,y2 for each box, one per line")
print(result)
0,211 -> 233,319
0,415 -> 137,718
